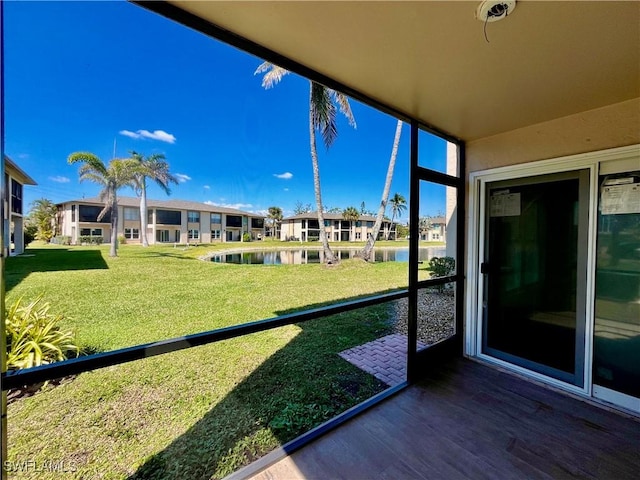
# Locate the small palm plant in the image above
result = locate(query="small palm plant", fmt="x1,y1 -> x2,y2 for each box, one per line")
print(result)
6,296 -> 80,370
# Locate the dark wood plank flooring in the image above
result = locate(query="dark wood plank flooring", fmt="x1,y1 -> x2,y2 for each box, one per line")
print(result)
248,358 -> 640,480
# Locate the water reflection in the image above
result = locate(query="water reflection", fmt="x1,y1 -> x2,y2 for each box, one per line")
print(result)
210,247 -> 446,265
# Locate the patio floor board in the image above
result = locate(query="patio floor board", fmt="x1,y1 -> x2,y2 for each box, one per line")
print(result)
247,358 -> 640,479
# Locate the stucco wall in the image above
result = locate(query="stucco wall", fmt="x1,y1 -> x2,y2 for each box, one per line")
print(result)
466,98 -> 640,173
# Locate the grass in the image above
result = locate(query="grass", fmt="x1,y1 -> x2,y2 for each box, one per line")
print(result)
6,243 -> 409,479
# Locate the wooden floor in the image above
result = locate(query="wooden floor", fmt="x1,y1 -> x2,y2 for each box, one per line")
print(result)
247,358 -> 640,480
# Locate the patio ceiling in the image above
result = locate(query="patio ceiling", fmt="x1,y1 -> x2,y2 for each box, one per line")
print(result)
167,1 -> 640,142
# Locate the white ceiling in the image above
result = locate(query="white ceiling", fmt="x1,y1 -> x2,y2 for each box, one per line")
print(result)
167,1 -> 640,141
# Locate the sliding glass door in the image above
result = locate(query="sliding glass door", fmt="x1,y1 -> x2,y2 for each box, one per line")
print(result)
481,170 -> 590,386
592,170 -> 640,412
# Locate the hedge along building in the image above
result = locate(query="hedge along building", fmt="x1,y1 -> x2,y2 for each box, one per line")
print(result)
57,196 -> 265,245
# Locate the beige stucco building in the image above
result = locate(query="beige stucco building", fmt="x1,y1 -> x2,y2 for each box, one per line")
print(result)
57,196 -> 265,245
279,212 -> 396,242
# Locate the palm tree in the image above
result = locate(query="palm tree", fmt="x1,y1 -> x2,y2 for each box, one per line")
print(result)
267,206 -> 283,238
342,206 -> 360,242
386,193 -> 407,240
68,152 -> 137,257
130,152 -> 178,247
256,62 -> 356,264
361,120 -> 403,260
28,198 -> 58,242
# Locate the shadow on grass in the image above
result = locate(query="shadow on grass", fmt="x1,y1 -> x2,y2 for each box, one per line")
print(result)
129,298 -> 399,480
5,248 -> 108,292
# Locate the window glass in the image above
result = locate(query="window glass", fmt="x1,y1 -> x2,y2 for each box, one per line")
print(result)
124,207 -> 140,221
156,209 -> 181,225
188,211 -> 200,223
226,215 -> 242,228
211,213 -> 221,224
79,205 -> 110,223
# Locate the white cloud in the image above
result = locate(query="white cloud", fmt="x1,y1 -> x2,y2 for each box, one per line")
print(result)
49,176 -> 70,183
203,185 -> 210,190
175,173 -> 191,183
119,129 -> 176,144
206,201 -> 253,210
283,188 -> 289,192
273,172 -> 293,180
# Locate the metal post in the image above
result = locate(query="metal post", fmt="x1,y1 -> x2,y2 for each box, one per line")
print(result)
407,121 -> 419,382
1,1 -> 9,475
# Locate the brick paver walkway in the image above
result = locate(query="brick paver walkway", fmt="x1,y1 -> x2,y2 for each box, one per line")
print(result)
338,333 -> 426,386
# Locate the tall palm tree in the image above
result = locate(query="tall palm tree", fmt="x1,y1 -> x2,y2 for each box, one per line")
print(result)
342,206 -> 360,242
361,120 -> 403,260
130,152 -> 178,247
68,152 -> 137,257
386,193 -> 407,240
267,206 -> 283,239
256,62 -> 356,264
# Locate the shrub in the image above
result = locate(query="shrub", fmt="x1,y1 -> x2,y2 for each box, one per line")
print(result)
51,236 -> 71,245
78,236 -> 103,245
6,296 -> 81,370
427,256 -> 456,278
118,235 -> 126,245
24,224 -> 37,246
242,233 -> 252,242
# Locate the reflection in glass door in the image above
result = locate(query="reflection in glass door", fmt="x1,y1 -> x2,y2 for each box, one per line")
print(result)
593,171 -> 640,412
482,170 -> 589,386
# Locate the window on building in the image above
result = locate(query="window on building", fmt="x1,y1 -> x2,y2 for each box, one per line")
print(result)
308,219 -> 319,229
334,221 -> 340,228
226,215 -> 242,227
10,179 -> 23,214
148,209 -> 153,224
367,221 -> 374,228
156,229 -> 170,242
71,204 -> 76,222
211,213 -> 221,224
356,232 -> 361,240
251,218 -> 264,229
211,229 -> 221,240
188,211 -> 200,223
124,207 -> 140,221
302,219 -> 307,228
124,228 -> 140,239
155,209 -> 181,225
79,205 -> 110,223
355,221 -> 361,227
188,229 -> 200,240
80,228 -> 103,237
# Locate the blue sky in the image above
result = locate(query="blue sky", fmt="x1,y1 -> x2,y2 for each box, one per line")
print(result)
3,1 -> 447,219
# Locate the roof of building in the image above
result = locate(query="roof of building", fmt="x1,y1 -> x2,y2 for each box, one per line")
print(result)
4,156 -> 37,186
60,196 -> 263,217
283,212 -> 391,222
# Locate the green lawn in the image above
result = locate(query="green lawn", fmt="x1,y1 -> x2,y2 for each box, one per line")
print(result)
6,244 -> 409,479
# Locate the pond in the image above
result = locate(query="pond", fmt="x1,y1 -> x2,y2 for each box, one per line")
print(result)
209,247 -> 447,265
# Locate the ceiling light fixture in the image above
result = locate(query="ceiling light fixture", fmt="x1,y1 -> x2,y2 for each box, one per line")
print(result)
476,0 -> 517,23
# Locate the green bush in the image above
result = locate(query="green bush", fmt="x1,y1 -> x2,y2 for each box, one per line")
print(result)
24,224 -> 37,246
242,233 -> 252,242
6,296 -> 81,370
427,256 -> 456,278
117,235 -> 126,245
78,236 -> 103,245
51,236 -> 71,245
